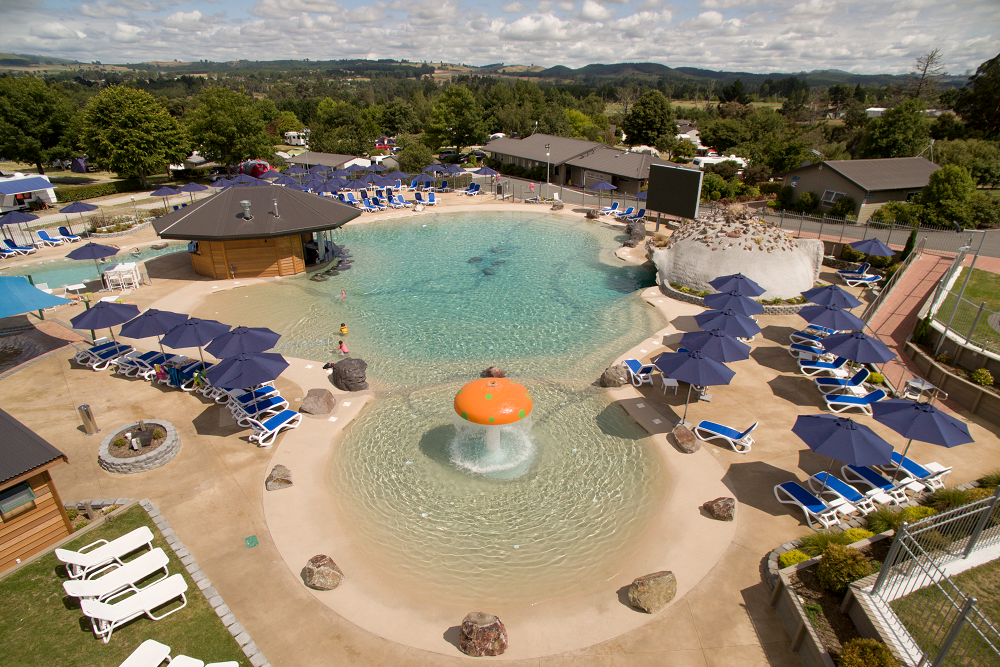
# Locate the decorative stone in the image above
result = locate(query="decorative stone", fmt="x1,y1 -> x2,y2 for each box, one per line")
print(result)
459,612 -> 508,656
600,364 -> 629,388
672,425 -> 700,453
628,571 -> 677,613
331,357 -> 369,392
482,268 -> 495,275
265,465 -> 292,491
550,202 -> 564,211
480,366 -> 506,378
585,208 -> 600,219
624,219 -> 646,248
301,388 -> 336,416
467,256 -> 483,263
702,497 -> 736,521
303,555 -> 344,590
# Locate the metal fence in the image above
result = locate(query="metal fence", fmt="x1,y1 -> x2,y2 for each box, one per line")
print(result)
869,488 -> 1000,666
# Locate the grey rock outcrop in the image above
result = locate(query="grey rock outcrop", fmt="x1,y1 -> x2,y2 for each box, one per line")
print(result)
703,497 -> 736,521
624,219 -> 646,247
600,364 -> 629,388
331,358 -> 369,392
628,571 -> 677,613
301,388 -> 336,416
672,425 -> 700,453
459,612 -> 508,656
265,465 -> 292,491
303,555 -> 344,590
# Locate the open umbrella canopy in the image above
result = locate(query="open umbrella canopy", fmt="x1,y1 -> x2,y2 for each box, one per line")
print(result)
66,242 -> 119,261
205,351 -> 289,390
274,175 -> 299,186
161,318 -> 230,351
61,201 -> 99,214
587,180 -> 617,191
413,173 -> 435,183
178,182 -> 208,193
635,190 -> 648,200
359,173 -> 381,185
232,174 -> 259,184
792,414 -> 894,467
798,304 -> 866,331
210,178 -> 234,188
709,273 -> 766,297
205,326 -> 280,358
694,309 -> 762,338
678,329 -> 751,362
149,186 -> 179,197
316,180 -> 340,194
284,183 -> 308,192
820,331 -> 897,364
0,211 -> 39,225
345,164 -> 368,173
475,166 -> 499,176
70,300 -> 140,331
872,400 -> 973,448
702,290 -> 764,317
442,163 -> 465,174
366,163 -> 386,172
385,170 -> 410,180
330,169 -> 350,178
0,276 -> 71,319
120,308 -> 188,339
654,349 -> 735,387
284,166 -> 307,175
257,170 -> 282,179
849,238 -> 895,257
308,164 -> 331,173
802,284 -> 863,309
422,163 -> 444,173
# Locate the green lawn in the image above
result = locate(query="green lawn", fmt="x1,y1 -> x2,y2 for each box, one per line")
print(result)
0,505 -> 250,667
935,267 -> 1000,354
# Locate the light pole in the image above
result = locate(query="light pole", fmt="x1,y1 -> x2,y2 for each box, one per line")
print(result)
545,143 -> 550,199
130,196 -> 139,224
935,227 -> 987,355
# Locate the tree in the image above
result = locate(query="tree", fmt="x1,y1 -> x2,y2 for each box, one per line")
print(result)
718,79 -> 750,105
858,99 -> 930,158
929,113 -> 965,141
920,164 -> 977,226
616,83 -> 640,116
742,164 -> 771,185
934,139 -> 1000,188
909,49 -> 946,102
424,85 -> 487,152
655,135 -> 696,161
701,118 -> 749,153
267,111 -> 302,139
394,135 -> 434,173
81,85 -> 188,187
780,88 -> 810,121
953,52 -> 1000,139
0,75 -> 75,174
828,84 -> 853,114
705,160 -> 741,181
380,100 -> 416,136
621,90 -> 676,147
186,88 -> 275,170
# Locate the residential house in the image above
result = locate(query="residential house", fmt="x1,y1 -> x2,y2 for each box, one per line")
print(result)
484,133 -> 602,185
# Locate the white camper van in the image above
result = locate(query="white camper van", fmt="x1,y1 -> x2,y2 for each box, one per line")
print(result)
284,131 -> 308,146
691,155 -> 747,171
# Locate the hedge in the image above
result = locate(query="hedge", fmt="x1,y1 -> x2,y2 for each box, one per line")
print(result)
54,180 -> 146,203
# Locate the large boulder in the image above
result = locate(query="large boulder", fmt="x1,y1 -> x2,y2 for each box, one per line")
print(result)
331,357 -> 369,392
301,388 -> 336,416
303,555 -> 344,590
265,464 -> 292,491
624,220 -> 647,248
459,612 -> 508,656
702,497 -> 736,521
628,571 -> 677,613
672,425 -> 700,453
481,366 -> 506,378
600,364 -> 629,388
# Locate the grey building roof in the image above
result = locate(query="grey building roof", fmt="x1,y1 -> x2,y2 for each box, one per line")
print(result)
783,157 -> 941,192
0,408 -> 67,487
484,133 -> 602,165
153,185 -> 360,241
285,152 -> 358,168
566,147 -> 682,180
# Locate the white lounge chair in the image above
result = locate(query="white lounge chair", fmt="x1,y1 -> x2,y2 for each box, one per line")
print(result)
63,548 -> 170,600
693,421 -> 756,453
815,368 -> 870,395
247,409 -> 302,447
56,526 -> 154,580
81,573 -> 188,643
841,464 -> 918,503
879,453 -> 952,492
806,472 -> 880,515
230,394 -> 289,428
789,342 -> 829,361
774,481 -> 854,530
824,389 -> 887,415
118,639 -> 171,667
59,226 -> 82,242
838,262 -> 870,278
798,356 -> 850,377
622,358 -> 655,387
36,230 -> 66,246
169,657 -> 204,667
72,338 -> 114,364
599,202 -> 620,216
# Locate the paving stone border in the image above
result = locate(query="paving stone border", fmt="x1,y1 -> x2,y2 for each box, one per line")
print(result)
761,480 -> 982,591
87,220 -> 154,239
655,282 -> 808,315
98,420 -> 181,474
64,497 -> 271,667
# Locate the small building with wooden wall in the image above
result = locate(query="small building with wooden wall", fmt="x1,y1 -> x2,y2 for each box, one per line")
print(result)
153,184 -> 360,280
0,408 -> 72,573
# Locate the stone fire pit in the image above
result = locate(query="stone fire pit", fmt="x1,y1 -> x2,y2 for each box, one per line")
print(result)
98,419 -> 181,474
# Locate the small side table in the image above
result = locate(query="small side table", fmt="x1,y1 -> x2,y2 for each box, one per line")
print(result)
661,377 -> 679,395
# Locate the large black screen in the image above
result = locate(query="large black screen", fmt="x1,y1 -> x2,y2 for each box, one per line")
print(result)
646,164 -> 703,219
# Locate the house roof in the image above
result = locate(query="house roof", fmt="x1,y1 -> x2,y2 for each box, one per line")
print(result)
566,147 -> 682,180
153,184 -> 361,241
783,157 -> 941,192
484,133 -> 602,165
0,177 -> 54,196
0,408 -> 67,487
285,152 -> 359,168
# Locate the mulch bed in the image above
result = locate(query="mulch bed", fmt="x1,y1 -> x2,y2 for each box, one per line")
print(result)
917,343 -> 1000,397
108,426 -> 166,459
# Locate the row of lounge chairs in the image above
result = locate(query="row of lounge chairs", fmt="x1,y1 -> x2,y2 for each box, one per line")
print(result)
838,262 -> 881,289
1,228 -> 82,257
786,327 -> 888,415
120,640 -> 236,667
598,203 -> 647,221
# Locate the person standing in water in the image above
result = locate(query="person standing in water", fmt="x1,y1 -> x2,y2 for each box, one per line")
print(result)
339,289 -> 346,301
338,340 -> 349,355
340,323 -> 348,335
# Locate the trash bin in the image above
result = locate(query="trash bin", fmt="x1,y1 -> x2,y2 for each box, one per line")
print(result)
77,404 -> 100,435
496,184 -> 503,198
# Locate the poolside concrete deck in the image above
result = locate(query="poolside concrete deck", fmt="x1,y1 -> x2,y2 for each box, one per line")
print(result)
2,195 -> 999,666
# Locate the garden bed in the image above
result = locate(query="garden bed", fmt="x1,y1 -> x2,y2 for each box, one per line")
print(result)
98,419 -> 180,474
108,424 -> 167,459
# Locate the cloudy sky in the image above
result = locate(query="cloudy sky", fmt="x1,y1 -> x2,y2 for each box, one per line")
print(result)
0,0 -> 996,74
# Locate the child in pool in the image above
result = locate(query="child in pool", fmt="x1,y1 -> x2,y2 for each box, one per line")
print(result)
338,340 -> 349,355
340,323 -> 348,335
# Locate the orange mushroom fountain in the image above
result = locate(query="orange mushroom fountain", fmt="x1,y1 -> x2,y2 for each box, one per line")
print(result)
454,377 -> 533,453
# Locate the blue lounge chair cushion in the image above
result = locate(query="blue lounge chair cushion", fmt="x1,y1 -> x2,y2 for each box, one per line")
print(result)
812,472 -> 865,504
891,452 -> 932,479
826,389 -> 886,405
776,482 -> 828,514
816,369 -> 869,388
845,465 -> 893,491
261,410 -> 298,431
623,358 -> 654,376
698,421 -> 754,441
800,356 -> 848,370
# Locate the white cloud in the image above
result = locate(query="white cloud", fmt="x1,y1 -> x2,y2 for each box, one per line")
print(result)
161,10 -> 215,30
790,0 -> 838,16
78,1 -> 133,18
580,0 -> 613,20
720,18 -> 742,35
408,0 -> 459,22
557,1 -> 574,10
29,22 -> 85,39
500,13 -> 577,40
537,1 -> 552,11
111,21 -> 143,42
701,0 -> 756,7
350,6 -> 386,22
501,2 -> 526,11
687,10 -> 723,28
249,0 -> 341,19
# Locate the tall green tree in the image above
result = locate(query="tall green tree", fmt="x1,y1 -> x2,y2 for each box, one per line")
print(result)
954,52 -> 1000,139
621,90 -> 676,146
186,88 -> 275,169
718,79 -> 750,105
309,98 -> 377,156
424,86 -> 487,152
0,75 -> 76,174
908,49 -> 946,103
858,99 -> 930,158
81,85 -> 188,187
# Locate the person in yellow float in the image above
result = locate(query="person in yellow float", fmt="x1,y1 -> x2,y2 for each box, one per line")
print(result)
340,323 -> 348,335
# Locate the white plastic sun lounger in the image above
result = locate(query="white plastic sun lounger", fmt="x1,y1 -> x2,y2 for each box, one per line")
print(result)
806,472 -> 880,515
247,409 -> 302,447
168,657 -> 204,667
56,526 -> 154,580
841,464 -> 918,503
63,547 -> 169,600
118,639 -> 172,667
230,394 -> 289,428
622,358 -> 655,387
824,389 -> 887,415
774,481 -> 854,529
81,573 -> 188,643
72,338 -> 114,364
693,420 -> 756,453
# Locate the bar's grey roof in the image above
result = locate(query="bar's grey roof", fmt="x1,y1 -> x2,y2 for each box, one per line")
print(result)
484,133 -> 602,165
566,147 -> 683,180
782,157 -> 941,192
285,152 -> 358,168
153,185 -> 360,241
0,408 -> 67,487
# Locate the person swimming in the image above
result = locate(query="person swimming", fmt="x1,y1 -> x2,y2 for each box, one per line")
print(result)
338,340 -> 349,355
340,323 -> 348,335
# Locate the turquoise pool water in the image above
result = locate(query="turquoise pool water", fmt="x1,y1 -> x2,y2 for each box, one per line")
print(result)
197,210 -> 669,606
0,242 -> 185,288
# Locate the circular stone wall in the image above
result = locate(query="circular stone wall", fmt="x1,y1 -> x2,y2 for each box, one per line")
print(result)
98,420 -> 181,474
651,207 -> 823,299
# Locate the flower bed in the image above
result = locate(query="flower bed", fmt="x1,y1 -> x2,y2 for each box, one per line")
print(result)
98,419 -> 180,474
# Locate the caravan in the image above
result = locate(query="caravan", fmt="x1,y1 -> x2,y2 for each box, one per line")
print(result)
283,131 -> 309,146
691,155 -> 748,171
0,173 -> 57,213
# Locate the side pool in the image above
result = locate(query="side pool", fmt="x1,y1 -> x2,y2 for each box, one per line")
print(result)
0,243 -> 186,288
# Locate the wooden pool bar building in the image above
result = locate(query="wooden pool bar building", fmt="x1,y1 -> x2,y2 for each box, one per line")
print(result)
153,185 -> 360,280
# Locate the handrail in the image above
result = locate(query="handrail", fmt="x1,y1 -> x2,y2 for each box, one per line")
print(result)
862,236 -> 926,322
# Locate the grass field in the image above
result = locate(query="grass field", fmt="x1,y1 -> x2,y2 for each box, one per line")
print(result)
936,267 -> 1000,355
0,505 -> 250,667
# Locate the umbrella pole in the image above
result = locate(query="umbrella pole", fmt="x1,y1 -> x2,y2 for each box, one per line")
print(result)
678,383 -> 693,427
157,335 -> 164,355
198,346 -> 205,366
890,439 -> 913,484
109,326 -> 116,343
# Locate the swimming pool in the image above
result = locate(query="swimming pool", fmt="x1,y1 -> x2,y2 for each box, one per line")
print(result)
0,242 -> 186,288
196,210 -> 668,607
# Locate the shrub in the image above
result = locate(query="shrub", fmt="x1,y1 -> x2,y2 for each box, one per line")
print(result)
800,530 -> 852,556
152,428 -> 165,440
935,353 -> 952,364
779,550 -> 812,568
829,196 -> 858,219
841,245 -> 866,262
111,435 -> 128,448
839,638 -> 899,667
916,529 -> 953,552
925,487 -> 971,512
54,180 -> 144,203
979,470 -> 1000,488
803,602 -> 822,627
103,504 -> 120,514
967,486 -> 993,502
912,315 -> 932,345
817,544 -> 876,594
900,505 -> 938,524
970,368 -> 994,386
759,181 -> 782,195
66,508 -> 78,521
842,527 -> 875,544
866,506 -> 938,533
794,191 -> 819,213
868,373 -> 885,385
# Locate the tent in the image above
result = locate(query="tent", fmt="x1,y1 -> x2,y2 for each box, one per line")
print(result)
70,158 -> 88,174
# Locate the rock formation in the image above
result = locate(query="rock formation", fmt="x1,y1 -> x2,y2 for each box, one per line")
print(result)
624,219 -> 646,247
331,358 -> 369,392
481,367 -> 506,378
300,388 -> 336,416
459,612 -> 508,656
628,571 -> 677,613
303,555 -> 344,590
672,425 -> 700,453
600,364 -> 629,387
702,497 -> 736,521
265,465 -> 292,491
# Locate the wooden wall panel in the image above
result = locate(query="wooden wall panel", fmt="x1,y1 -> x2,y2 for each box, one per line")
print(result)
0,472 -> 72,573
187,235 -> 312,279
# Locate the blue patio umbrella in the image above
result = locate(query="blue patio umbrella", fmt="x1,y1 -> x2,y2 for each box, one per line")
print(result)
702,290 -> 764,317
872,399 -> 974,481
386,170 -> 410,180
258,170 -> 282,179
798,305 -> 865,332
284,183 -> 308,191
232,174 -> 259,184
303,178 -> 325,191
819,331 -> 897,364
330,169 -> 350,178
0,276 -> 71,319
308,164 -> 331,174
792,413 -> 894,495
849,238 -> 895,257
422,164 -> 444,173
205,351 -> 289,390
366,162 -> 386,172
694,308 -> 762,339
442,163 -> 464,174
284,166 -> 307,175
70,300 -> 140,341
359,173 -> 381,185
802,284 -> 863,310
178,181 -> 208,203
635,190 -> 648,200
67,241 -> 120,276
1,210 -> 39,246
374,176 -> 398,188
316,180 -> 339,194
205,326 -> 280,358
475,166 -> 499,176
150,186 -> 180,212
587,180 -> 616,208
413,173 -> 435,183
345,164 -> 368,174
120,308 -> 188,354
709,273 -> 766,297
210,178 -> 234,188
678,328 -> 751,362
61,201 -> 100,233
653,349 -> 735,425
274,175 -> 299,186
161,317 -> 230,364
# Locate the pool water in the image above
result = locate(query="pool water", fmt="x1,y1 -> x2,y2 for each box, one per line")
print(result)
0,242 -> 186,288
197,210 -> 669,607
